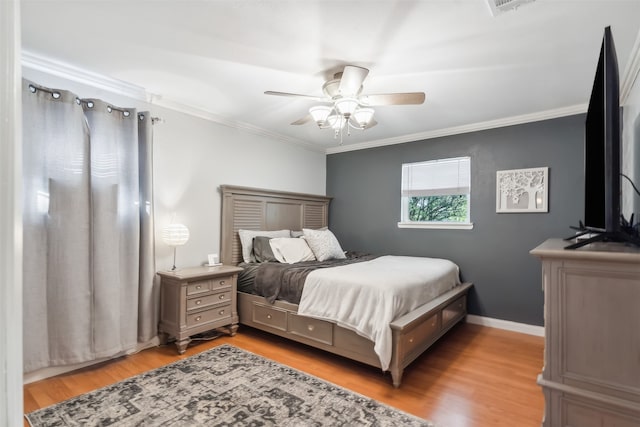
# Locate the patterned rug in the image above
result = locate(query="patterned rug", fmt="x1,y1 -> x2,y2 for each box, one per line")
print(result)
26,344 -> 435,426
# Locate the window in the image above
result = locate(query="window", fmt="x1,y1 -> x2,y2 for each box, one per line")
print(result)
399,156 -> 473,229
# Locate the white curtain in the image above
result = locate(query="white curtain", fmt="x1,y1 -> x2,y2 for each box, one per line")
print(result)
22,80 -> 156,372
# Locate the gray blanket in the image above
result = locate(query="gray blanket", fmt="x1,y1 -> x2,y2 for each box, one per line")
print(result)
253,252 -> 378,304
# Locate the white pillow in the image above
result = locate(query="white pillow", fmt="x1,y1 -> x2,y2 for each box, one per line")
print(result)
238,229 -> 290,263
290,227 -> 326,238
269,237 -> 316,264
302,228 -> 346,262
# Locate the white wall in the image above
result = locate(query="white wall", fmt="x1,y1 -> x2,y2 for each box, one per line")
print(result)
0,1 -> 23,425
623,71 -> 640,220
22,67 -> 327,272
153,106 -> 326,269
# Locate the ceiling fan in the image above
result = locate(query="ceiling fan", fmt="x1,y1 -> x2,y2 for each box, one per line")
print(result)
265,65 -> 425,141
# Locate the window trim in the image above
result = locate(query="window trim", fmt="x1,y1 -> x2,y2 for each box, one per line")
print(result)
397,221 -> 474,230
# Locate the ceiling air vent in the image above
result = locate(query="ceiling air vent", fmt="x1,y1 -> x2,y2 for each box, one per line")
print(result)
486,0 -> 536,16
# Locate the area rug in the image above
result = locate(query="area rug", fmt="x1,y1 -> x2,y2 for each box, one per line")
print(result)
26,344 -> 435,426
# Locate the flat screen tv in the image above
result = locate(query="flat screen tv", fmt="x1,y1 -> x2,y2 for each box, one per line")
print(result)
565,26 -> 640,249
584,26 -> 621,234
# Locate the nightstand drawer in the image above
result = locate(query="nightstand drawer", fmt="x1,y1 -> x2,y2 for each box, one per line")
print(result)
187,290 -> 232,311
186,276 -> 233,295
186,280 -> 211,295
211,276 -> 232,290
186,305 -> 231,327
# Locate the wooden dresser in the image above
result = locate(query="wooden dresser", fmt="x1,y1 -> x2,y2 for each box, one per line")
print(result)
531,238 -> 640,426
158,265 -> 243,354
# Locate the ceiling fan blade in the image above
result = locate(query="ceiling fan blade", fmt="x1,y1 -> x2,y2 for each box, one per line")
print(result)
338,66 -> 369,96
264,91 -> 326,101
291,115 -> 312,125
359,92 -> 426,106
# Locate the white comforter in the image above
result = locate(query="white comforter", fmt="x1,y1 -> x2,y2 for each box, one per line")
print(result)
297,255 -> 461,371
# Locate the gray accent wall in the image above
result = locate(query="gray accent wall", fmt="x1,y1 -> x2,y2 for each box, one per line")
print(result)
327,115 -> 586,326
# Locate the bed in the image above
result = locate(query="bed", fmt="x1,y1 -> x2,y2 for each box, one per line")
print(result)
220,185 -> 473,387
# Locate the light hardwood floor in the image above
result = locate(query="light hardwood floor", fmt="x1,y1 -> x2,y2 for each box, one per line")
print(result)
23,322 -> 544,427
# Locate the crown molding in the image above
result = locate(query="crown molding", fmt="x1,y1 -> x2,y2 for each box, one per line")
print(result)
621,27 -> 640,104
21,50 -> 600,157
325,104 -> 587,154
152,97 -> 324,153
21,50 -> 323,153
22,50 -> 149,102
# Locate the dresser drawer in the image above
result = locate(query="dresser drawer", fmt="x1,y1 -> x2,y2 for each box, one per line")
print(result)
564,396 -> 640,427
252,303 -> 287,331
442,296 -> 465,328
186,305 -> 231,327
402,313 -> 439,355
289,313 -> 333,345
186,276 -> 233,296
186,290 -> 232,311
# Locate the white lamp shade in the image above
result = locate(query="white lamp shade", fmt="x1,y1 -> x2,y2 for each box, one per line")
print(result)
162,223 -> 190,246
309,106 -> 332,125
334,97 -> 359,116
353,107 -> 375,127
327,114 -> 346,130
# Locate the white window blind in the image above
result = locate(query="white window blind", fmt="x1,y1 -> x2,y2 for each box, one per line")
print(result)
401,157 -> 470,197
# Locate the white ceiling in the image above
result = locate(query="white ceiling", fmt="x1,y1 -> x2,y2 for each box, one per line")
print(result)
20,0 -> 640,152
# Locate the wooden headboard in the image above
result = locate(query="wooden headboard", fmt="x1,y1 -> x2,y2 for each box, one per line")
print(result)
220,185 -> 332,265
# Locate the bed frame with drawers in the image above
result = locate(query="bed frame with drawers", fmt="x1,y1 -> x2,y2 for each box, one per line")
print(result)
220,185 -> 472,387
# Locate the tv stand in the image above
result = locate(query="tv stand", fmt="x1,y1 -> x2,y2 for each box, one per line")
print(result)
531,239 -> 640,427
564,228 -> 640,249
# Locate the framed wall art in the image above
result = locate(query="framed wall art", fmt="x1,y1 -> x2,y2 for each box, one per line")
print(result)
496,167 -> 548,213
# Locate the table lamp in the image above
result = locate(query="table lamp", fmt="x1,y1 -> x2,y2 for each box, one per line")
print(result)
162,223 -> 190,270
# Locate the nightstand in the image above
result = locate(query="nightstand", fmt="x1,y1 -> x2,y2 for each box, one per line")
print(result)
157,265 -> 243,354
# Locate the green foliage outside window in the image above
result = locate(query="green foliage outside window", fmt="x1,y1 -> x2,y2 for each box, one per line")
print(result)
408,195 -> 468,222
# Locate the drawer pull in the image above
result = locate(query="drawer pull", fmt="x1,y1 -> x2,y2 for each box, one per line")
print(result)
196,285 -> 202,290
195,300 -> 201,305
408,337 -> 414,343
219,295 -> 225,300
219,280 -> 225,286
195,316 -> 201,322
266,314 -> 272,319
458,303 -> 462,308
431,321 -> 436,327
307,324 -> 315,332
219,309 -> 225,315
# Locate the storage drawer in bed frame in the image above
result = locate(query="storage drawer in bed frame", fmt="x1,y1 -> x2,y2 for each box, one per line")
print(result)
237,282 -> 473,386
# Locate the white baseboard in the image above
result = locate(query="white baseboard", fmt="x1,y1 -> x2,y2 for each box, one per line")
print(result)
466,314 -> 544,337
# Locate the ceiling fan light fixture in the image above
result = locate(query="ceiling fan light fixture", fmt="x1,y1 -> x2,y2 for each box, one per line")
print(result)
309,106 -> 332,126
353,107 -> 375,128
334,97 -> 359,117
327,114 -> 346,131
265,65 -> 425,143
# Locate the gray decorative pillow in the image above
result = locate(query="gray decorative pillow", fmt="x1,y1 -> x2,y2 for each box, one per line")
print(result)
252,236 -> 278,263
302,228 -> 346,261
238,229 -> 290,263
